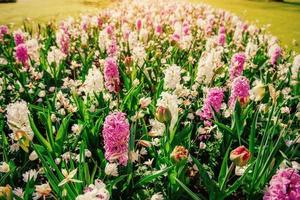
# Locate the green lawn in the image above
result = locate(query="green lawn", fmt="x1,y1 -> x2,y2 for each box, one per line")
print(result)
0,0 -> 299,52
190,0 -> 300,52
0,0 -> 113,25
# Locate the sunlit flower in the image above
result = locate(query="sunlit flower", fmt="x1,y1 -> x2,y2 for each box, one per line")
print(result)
151,192 -> 164,200
229,76 -> 250,108
268,43 -> 281,65
229,52 -> 246,80
163,64 -> 181,90
22,169 -> 38,183
157,92 -> 179,131
198,87 -> 224,126
0,185 -> 12,200
0,162 -> 10,173
103,112 -> 130,166
171,146 -> 189,162
76,180 -> 109,200
230,146 -> 251,167
250,80 -> 265,101
139,97 -> 151,109
105,163 -> 118,177
104,57 -> 120,93
58,168 -> 82,187
32,183 -> 52,200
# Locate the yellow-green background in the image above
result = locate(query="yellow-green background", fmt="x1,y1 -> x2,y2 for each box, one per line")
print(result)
0,0 -> 299,52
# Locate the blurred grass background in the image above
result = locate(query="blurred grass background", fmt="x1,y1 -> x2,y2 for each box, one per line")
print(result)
0,0 -> 113,25
192,0 -> 300,52
0,0 -> 299,52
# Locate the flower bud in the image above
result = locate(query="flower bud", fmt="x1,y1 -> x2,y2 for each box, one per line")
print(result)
250,81 -> 265,102
155,106 -> 171,124
0,185 -> 12,200
14,130 -> 30,153
230,146 -> 251,167
171,146 -> 189,162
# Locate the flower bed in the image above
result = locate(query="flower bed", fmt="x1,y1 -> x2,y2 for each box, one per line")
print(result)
0,0 -> 299,199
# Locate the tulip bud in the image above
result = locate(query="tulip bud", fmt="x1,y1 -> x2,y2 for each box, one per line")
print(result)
0,185 -> 12,200
155,106 -> 171,124
171,146 -> 189,162
230,146 -> 251,167
14,130 -> 30,153
250,81 -> 265,102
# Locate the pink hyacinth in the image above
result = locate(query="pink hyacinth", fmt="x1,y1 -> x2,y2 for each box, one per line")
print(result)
229,53 -> 246,80
219,26 -> 226,34
13,30 -> 25,46
136,19 -> 142,31
106,25 -> 114,36
56,30 -> 70,55
104,57 -> 120,93
264,168 -> 300,200
229,76 -> 250,108
107,40 -> 118,57
269,44 -> 281,65
155,25 -> 163,35
102,112 -> 130,166
15,44 -> 29,67
199,88 -> 224,126
0,25 -> 8,36
218,33 -> 226,46
0,25 -> 9,41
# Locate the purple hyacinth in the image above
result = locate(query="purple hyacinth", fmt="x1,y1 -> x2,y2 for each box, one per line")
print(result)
199,87 -> 224,126
229,52 -> 246,80
229,76 -> 250,108
14,30 -> 25,46
264,168 -> 300,200
104,57 -> 120,93
102,112 -> 130,166
0,25 -> 9,40
15,44 -> 29,67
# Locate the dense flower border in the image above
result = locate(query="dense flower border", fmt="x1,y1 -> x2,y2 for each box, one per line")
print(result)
0,0 -> 299,199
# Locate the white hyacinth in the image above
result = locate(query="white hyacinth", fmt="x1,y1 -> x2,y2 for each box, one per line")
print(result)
149,119 -> 165,137
6,100 -> 33,139
163,64 -> 181,90
196,49 -> 223,84
76,180 -> 110,200
104,163 -> 119,177
47,46 -> 66,72
80,66 -> 104,96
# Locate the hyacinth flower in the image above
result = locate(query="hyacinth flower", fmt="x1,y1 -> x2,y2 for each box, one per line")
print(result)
229,52 -> 246,80
268,43 -> 282,65
0,25 -> 9,40
229,76 -> 250,108
198,87 -> 224,126
13,30 -> 26,46
102,112 -> 130,166
264,168 -> 300,200
56,29 -> 70,55
104,57 -> 120,93
15,43 -> 29,68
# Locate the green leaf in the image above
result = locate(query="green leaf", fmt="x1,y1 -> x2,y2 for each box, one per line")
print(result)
218,142 -> 231,190
249,110 -> 259,161
191,156 -> 219,194
175,177 -> 203,200
29,115 -> 52,152
55,113 -> 72,152
136,166 -> 173,186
